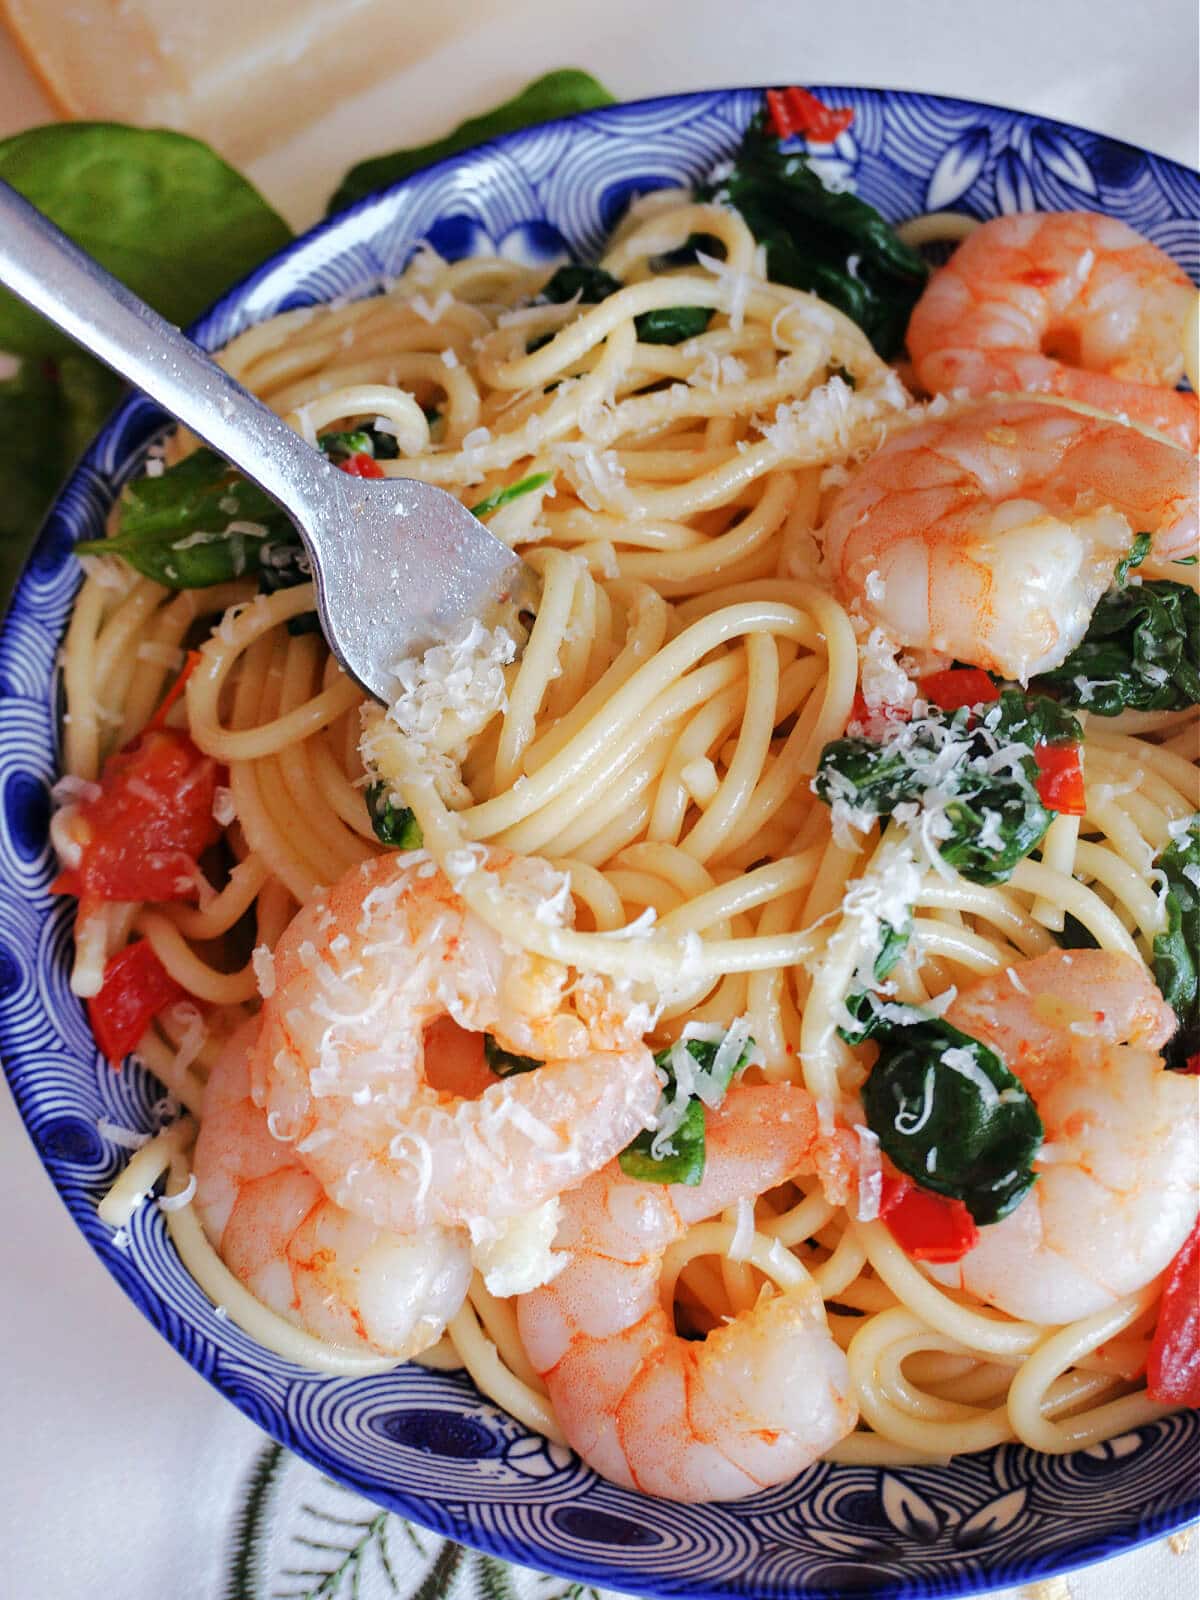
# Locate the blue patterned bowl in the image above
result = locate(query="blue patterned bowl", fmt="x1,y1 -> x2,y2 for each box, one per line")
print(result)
1,88 -> 1197,1599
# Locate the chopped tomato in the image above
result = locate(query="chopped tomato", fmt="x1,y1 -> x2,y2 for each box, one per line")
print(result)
1147,1220 -> 1200,1406
87,940 -> 186,1066
880,1175 -> 980,1263
918,668 -> 1001,713
51,728 -> 220,906
337,452 -> 384,479
1033,741 -> 1086,815
766,85 -> 854,143
146,649 -> 201,734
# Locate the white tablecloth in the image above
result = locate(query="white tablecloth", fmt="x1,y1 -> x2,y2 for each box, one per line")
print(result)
1,3 -> 1196,1594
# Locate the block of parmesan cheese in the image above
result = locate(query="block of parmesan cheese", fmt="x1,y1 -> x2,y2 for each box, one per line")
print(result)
1,0 -> 485,164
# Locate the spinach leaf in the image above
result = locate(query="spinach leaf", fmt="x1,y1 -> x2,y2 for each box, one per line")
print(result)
76,447 -> 293,587
318,427 -> 400,464
1152,820 -> 1200,1071
861,1015 -> 1044,1224
469,472 -> 553,520
327,70 -> 616,215
633,305 -> 714,345
1059,912 -> 1101,951
698,114 -> 928,358
1114,531 -> 1152,588
540,264 -> 622,305
840,918 -> 912,1045
0,353 -> 124,611
0,124 -> 290,362
536,262 -> 712,348
483,1035 -> 543,1077
814,692 -> 1078,885
620,1030 -> 755,1185
365,783 -> 423,849
1034,581 -> 1200,715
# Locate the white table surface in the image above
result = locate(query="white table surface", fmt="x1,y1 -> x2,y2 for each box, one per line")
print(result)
1,3 -> 1197,1595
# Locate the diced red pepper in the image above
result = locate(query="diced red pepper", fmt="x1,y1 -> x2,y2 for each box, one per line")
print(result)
51,728 -> 220,906
880,1175 -> 980,1263
1033,741 -> 1086,815
766,85 -> 855,143
1184,1052 -> 1200,1076
87,940 -> 186,1066
337,452 -> 384,478
918,668 -> 1002,713
1147,1219 -> 1200,1406
146,649 -> 202,734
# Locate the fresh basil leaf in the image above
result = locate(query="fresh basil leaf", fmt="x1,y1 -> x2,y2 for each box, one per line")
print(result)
1152,820 -> 1200,1071
327,69 -> 616,215
0,124 -> 290,362
365,783 -> 423,849
619,1032 -> 754,1185
1114,531 -> 1152,588
862,1015 -> 1044,1224
1034,581 -> 1200,715
469,471 -> 553,520
483,1034 -> 544,1078
699,113 -> 928,358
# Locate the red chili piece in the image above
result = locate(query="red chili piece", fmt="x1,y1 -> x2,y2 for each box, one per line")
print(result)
848,690 -> 911,728
87,940 -> 186,1066
918,668 -> 1002,713
51,728 -> 220,906
337,452 -> 384,478
146,649 -> 202,734
1147,1219 -> 1200,1406
1033,742 -> 1086,815
880,1175 -> 980,1263
765,86 -> 855,144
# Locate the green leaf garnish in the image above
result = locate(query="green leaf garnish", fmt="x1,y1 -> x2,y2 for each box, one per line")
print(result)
0,123 -> 290,362
365,783 -> 423,849
468,472 -> 553,520
814,691 -> 1077,885
1033,581 -> 1199,715
1151,818 -> 1200,1071
697,112 -> 929,358
619,1030 -> 755,1185
861,1014 -> 1044,1225
1114,531 -> 1152,587
327,70 -> 616,215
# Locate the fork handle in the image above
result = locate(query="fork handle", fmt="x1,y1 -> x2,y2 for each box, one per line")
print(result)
0,178 -> 334,525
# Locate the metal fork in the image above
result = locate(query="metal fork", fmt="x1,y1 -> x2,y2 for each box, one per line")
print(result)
0,179 -> 540,701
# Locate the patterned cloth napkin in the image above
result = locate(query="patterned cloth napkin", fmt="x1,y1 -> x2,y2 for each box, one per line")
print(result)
228,1439 -> 1194,1600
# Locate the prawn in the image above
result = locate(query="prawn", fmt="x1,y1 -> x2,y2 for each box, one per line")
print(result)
516,1085 -> 857,1502
927,949 -> 1199,1323
821,398 -> 1198,682
906,211 -> 1198,450
250,847 -> 660,1235
193,1023 -> 472,1357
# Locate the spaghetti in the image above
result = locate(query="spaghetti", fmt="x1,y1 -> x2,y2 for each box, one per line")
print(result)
56,189 -> 1199,1495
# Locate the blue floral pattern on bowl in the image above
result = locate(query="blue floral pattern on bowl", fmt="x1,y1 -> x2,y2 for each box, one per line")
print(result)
1,87 -> 1196,1600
